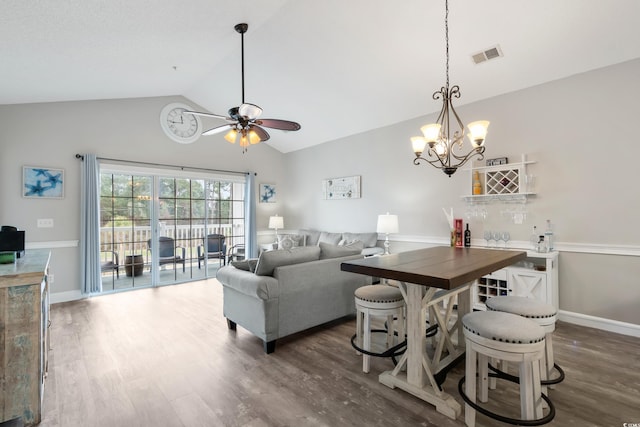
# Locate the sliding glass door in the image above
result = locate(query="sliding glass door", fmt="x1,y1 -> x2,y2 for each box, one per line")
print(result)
99,166 -> 245,293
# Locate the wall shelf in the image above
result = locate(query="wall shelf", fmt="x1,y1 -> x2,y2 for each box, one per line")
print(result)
462,159 -> 536,203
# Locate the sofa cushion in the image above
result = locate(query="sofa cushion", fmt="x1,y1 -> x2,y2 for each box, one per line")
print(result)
254,246 -> 321,276
342,232 -> 378,248
231,259 -> 258,273
318,231 -> 342,245
277,233 -> 306,250
319,241 -> 364,259
298,229 -> 321,246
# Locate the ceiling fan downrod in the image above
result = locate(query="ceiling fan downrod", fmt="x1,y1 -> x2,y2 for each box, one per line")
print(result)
235,23 -> 248,105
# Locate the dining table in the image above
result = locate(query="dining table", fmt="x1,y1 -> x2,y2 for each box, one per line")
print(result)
341,246 -> 527,419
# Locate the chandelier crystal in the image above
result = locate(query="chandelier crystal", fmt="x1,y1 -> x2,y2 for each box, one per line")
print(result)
411,0 -> 489,177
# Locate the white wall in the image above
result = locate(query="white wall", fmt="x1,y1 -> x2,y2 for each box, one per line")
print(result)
0,96 -> 287,299
284,58 -> 640,327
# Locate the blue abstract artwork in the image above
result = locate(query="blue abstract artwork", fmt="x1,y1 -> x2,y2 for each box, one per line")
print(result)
260,184 -> 276,203
23,166 -> 64,198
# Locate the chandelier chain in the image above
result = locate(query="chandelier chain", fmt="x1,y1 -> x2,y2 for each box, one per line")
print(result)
445,0 -> 449,91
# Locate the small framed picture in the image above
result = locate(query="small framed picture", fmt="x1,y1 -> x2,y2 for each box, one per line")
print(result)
23,166 -> 65,199
259,183 -> 276,203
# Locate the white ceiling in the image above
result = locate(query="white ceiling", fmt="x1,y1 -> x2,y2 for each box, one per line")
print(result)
2,0 -> 640,153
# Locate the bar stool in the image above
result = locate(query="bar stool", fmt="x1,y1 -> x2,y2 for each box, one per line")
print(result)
351,284 -> 405,373
459,311 -> 555,427
486,296 -> 565,389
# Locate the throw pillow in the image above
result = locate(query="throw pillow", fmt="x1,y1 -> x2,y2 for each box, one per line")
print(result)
277,234 -> 306,250
298,229 -> 321,246
319,241 -> 364,259
231,259 -> 258,273
254,246 -> 321,276
342,232 -> 378,248
318,231 -> 342,245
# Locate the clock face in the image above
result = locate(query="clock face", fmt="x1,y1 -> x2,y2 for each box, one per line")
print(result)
160,103 -> 203,144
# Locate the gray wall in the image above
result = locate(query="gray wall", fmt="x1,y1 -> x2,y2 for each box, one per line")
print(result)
284,58 -> 640,327
0,96 -> 287,298
1,60 -> 639,330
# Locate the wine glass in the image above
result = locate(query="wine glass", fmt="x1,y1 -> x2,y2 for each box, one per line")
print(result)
483,230 -> 492,247
492,231 -> 502,248
502,231 -> 511,248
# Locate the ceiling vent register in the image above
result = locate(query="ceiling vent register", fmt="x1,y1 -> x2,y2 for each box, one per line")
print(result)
472,45 -> 503,64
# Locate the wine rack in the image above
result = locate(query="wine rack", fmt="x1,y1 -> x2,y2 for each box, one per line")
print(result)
486,168 -> 520,194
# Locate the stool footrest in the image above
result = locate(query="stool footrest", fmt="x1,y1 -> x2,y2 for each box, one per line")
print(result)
458,375 -> 556,426
489,362 -> 565,386
351,330 -> 406,359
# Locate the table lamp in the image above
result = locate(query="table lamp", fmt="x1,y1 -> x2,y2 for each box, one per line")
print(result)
268,215 -> 284,242
377,213 -> 399,255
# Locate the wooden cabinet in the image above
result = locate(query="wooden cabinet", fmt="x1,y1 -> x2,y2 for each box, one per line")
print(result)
473,250 -> 558,311
0,249 -> 51,426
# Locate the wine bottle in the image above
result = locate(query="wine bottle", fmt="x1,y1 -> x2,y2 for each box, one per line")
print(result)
464,224 -> 471,247
529,225 -> 538,250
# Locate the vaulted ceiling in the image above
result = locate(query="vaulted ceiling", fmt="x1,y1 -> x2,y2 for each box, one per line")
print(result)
2,0 -> 640,152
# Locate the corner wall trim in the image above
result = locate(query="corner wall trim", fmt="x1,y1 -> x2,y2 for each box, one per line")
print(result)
558,310 -> 640,338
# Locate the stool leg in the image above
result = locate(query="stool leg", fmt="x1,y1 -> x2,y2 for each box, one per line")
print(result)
538,343 -> 549,409
519,359 -> 535,420
363,310 -> 371,373
488,357 -> 497,390
478,353 -> 489,403
386,314 -> 394,347
546,333 -> 556,389
355,308 -> 363,356
532,358 -> 543,419
465,341 -> 477,427
398,307 -> 406,345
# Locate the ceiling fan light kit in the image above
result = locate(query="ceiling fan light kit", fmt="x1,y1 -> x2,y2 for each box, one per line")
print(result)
411,0 -> 490,176
179,23 -> 301,153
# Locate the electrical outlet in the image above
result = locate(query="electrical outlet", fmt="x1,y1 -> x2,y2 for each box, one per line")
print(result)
37,218 -> 54,228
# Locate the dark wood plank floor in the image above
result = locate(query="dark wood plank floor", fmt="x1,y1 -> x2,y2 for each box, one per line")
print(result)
41,279 -> 640,426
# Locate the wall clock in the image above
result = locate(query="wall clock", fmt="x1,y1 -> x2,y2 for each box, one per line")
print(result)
160,102 -> 203,144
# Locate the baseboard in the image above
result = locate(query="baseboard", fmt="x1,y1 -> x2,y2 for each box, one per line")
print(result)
558,310 -> 640,338
50,290 -> 85,304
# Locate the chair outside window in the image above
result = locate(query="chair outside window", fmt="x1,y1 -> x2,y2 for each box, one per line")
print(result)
198,234 -> 227,269
100,250 -> 120,278
227,243 -> 245,263
147,236 -> 186,272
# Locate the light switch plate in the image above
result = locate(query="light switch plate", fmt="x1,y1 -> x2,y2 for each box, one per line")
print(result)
37,218 -> 54,228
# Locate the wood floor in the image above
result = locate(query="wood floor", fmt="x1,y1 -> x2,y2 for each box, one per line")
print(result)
40,279 -> 640,427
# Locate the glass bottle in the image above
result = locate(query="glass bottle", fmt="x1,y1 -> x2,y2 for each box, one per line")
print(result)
545,220 -> 554,251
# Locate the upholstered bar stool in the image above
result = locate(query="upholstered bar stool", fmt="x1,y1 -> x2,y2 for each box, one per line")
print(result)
352,284 -> 405,373
486,296 -> 564,390
459,311 -> 555,427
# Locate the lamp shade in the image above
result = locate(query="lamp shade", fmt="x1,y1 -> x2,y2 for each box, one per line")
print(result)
268,215 -> 284,230
377,213 -> 399,234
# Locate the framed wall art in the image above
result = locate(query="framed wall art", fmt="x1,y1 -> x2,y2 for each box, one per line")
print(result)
322,175 -> 361,199
23,166 -> 65,199
259,183 -> 276,203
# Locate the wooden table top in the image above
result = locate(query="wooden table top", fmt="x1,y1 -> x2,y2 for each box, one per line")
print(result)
341,246 -> 527,290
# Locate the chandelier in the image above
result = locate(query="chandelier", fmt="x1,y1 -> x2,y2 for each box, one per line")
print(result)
411,0 -> 489,177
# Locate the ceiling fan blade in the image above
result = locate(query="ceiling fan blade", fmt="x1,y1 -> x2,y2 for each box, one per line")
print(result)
184,110 -> 230,121
250,124 -> 270,142
202,124 -> 233,136
238,103 -> 263,120
256,119 -> 301,131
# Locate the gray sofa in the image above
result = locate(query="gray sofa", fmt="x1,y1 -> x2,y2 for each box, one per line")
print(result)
216,244 -> 373,353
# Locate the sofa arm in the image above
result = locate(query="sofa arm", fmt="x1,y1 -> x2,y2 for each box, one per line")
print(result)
216,265 -> 279,300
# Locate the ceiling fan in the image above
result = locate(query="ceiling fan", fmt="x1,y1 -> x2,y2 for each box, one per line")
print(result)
186,23 -> 301,152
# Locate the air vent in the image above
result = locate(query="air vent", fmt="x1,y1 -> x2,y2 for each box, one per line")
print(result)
471,45 -> 503,64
